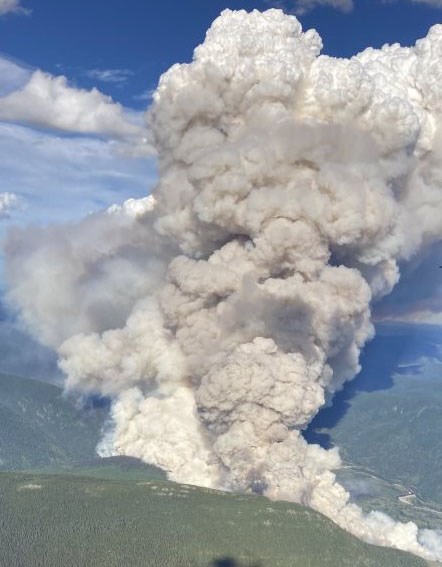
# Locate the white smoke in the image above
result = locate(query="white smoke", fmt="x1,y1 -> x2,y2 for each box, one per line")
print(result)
5,8 -> 442,561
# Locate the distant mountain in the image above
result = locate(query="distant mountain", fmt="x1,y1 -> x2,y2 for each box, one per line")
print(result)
0,471 -> 427,567
0,317 -> 62,382
62,455 -> 167,481
306,323 -> 442,519
0,373 -> 106,470
333,358 -> 442,503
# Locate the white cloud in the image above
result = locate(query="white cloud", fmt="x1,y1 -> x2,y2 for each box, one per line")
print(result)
0,0 -> 29,16
0,55 -> 154,157
292,0 -> 353,13
0,192 -> 20,219
0,70 -> 146,139
0,55 -> 156,233
86,69 -> 134,84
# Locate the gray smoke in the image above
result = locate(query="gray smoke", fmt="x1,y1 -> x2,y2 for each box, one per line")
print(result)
5,9 -> 442,560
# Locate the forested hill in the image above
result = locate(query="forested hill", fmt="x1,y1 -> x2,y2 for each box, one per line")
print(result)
0,472 -> 428,567
0,373 -> 106,470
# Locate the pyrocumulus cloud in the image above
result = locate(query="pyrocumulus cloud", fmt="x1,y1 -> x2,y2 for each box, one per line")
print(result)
5,9 -> 442,561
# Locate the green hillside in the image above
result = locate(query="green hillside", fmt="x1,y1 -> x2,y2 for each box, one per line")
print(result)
0,373 -> 106,470
0,472 -> 427,567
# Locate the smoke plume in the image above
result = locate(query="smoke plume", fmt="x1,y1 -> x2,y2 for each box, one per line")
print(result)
5,8 -> 442,561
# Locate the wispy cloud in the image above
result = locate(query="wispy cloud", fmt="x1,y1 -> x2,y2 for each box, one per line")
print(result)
293,0 -> 353,13
267,0 -> 353,14
0,0 -> 30,16
411,0 -> 442,6
133,88 -> 155,103
0,122 -> 156,227
86,68 -> 134,85
0,192 -> 20,219
271,0 -> 442,14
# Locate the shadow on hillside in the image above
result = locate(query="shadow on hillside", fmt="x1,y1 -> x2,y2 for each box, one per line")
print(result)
303,323 -> 442,449
209,559 -> 262,567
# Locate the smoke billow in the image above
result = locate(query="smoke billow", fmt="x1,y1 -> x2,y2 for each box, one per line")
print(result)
5,8 -> 442,560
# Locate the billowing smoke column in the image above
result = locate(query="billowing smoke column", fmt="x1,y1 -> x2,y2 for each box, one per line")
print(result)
5,8 -> 442,560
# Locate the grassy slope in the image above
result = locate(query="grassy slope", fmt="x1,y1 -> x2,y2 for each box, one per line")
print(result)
0,472 -> 427,567
0,373 -> 105,470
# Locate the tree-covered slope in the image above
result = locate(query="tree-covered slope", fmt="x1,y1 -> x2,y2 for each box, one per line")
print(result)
0,472 -> 427,567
